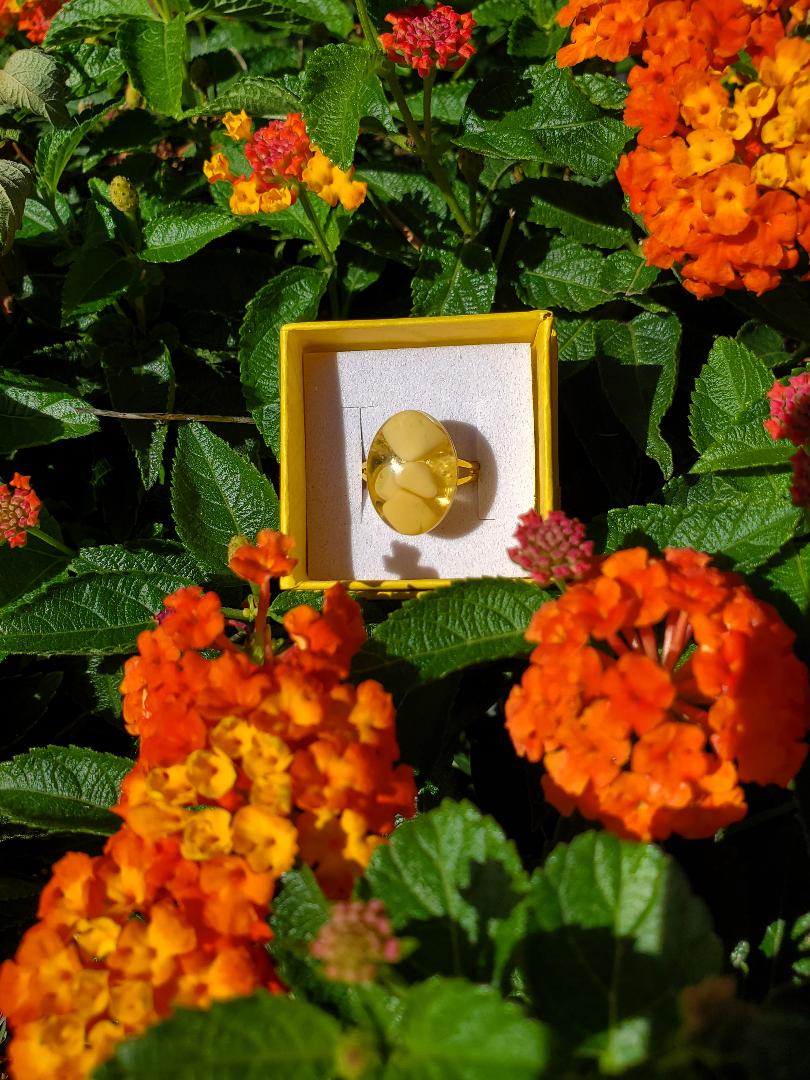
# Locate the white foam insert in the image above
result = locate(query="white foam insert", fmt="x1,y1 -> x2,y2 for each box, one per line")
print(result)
303,342 -> 535,581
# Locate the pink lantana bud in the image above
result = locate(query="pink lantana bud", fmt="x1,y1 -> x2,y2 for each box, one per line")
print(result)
310,899 -> 400,984
508,509 -> 594,587
0,473 -> 41,548
764,368 -> 810,446
790,449 -> 810,507
380,4 -> 476,78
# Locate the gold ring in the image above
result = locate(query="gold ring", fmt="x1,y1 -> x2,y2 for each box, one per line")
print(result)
361,409 -> 479,535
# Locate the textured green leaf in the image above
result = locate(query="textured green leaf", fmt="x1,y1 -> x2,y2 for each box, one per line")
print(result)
171,423 -> 279,573
526,179 -> 631,249
517,831 -> 722,1073
365,800 -> 528,982
518,236 -> 658,313
104,344 -> 174,489
690,337 -> 773,453
689,337 -> 787,472
62,242 -> 137,320
0,159 -> 33,252
761,541 -> 810,624
46,0 -> 157,44
117,16 -> 187,117
472,0 -> 527,28
411,243 -> 496,317
385,979 -> 548,1080
0,369 -> 98,452
141,204 -> 239,263
605,478 -> 801,573
0,547 -> 199,655
575,72 -> 629,110
555,314 -> 597,366
185,75 -> 300,118
302,44 -> 376,170
597,312 -> 680,478
35,102 -> 110,196
507,15 -> 566,60
239,267 -> 328,455
458,63 -> 632,177
0,524 -> 70,609
736,321 -> 792,369
274,0 -> 353,35
95,992 -> 341,1079
0,745 -> 131,834
354,579 -> 547,692
0,49 -> 68,125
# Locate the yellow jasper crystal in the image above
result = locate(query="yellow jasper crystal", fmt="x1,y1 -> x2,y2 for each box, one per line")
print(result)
366,410 -> 459,535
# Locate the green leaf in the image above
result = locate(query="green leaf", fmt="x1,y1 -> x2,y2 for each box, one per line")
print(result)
516,831 -> 722,1073
104,344 -> 175,489
239,267 -> 328,455
141,204 -> 240,263
0,159 -> 33,252
736,321 -> 792,369
761,541 -> 810,626
0,369 -> 98,452
605,477 -> 802,573
555,314 -> 597,365
171,422 -> 279,573
518,236 -> 658,313
46,0 -> 157,45
185,75 -> 300,118
0,547 -> 200,655
35,102 -> 111,196
117,16 -> 187,118
597,312 -> 681,478
575,72 -> 629,111
689,337 -> 787,472
302,44 -> 376,170
274,0 -> 353,36
353,579 -> 547,693
0,49 -> 68,126
365,800 -> 529,981
95,992 -> 341,1079
411,243 -> 496,317
62,242 -> 137,321
458,63 -> 632,178
525,178 -> 631,250
0,524 -> 71,608
385,979 -> 548,1080
0,745 -> 131,835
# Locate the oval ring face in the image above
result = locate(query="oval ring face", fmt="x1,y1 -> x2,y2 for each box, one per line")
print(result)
366,410 -> 458,535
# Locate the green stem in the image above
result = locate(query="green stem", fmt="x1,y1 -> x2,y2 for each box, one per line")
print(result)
423,70 -> 435,151
384,66 -> 475,237
354,0 -> 381,49
297,187 -> 340,318
494,208 -> 515,269
221,606 -> 251,621
27,526 -> 75,557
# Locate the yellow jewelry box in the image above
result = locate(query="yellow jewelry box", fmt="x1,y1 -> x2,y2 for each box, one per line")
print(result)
278,310 -> 558,594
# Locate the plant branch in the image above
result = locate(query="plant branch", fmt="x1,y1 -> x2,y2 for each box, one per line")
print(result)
80,408 -> 256,424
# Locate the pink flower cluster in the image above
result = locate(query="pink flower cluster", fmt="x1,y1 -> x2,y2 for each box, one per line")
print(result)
0,473 -> 41,548
380,4 -> 475,78
310,899 -> 400,984
764,368 -> 810,506
508,510 -> 594,587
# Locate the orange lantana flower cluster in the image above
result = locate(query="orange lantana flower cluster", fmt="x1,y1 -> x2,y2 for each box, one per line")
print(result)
0,531 -> 415,1080
0,0 -> 62,43
506,547 -> 809,842
203,111 -> 367,217
557,0 -> 810,297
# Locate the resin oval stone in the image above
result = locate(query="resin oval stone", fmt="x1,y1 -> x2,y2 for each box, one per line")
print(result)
366,410 -> 457,535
